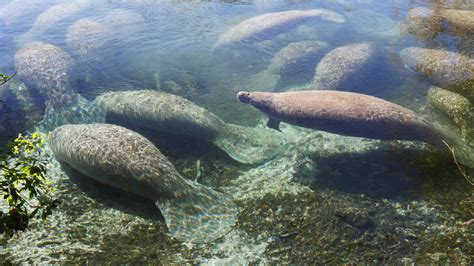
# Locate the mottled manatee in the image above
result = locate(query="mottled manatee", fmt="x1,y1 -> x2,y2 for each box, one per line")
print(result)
406,7 -> 441,40
16,1 -> 89,46
400,47 -> 474,99
95,90 -> 285,164
14,41 -> 103,128
0,0 -> 55,27
66,18 -> 108,58
428,86 -> 474,140
248,40 -> 328,91
237,90 -> 443,146
50,123 -> 238,243
66,9 -> 144,59
311,42 -> 377,91
213,9 -> 345,49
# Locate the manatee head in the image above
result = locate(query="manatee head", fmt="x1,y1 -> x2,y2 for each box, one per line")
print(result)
237,91 -> 252,104
237,91 -> 275,114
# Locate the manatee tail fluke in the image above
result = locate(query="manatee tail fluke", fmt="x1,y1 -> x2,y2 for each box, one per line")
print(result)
434,125 -> 474,168
155,179 -> 238,243
214,124 -> 286,164
40,95 -> 105,129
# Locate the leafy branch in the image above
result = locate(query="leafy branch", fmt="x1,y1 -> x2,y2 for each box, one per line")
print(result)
0,132 -> 60,236
0,71 -> 16,86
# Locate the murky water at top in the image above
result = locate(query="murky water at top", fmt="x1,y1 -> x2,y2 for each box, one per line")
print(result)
0,0 -> 473,264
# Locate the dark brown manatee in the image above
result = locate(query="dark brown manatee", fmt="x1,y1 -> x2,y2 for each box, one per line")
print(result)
237,90 -> 443,145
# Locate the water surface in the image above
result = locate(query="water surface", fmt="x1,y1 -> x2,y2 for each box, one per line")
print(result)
0,0 -> 473,263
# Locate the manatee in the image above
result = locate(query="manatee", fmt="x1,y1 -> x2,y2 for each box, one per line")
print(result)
66,8 -> 144,58
439,9 -> 474,33
0,0 -> 55,27
95,90 -> 285,164
428,86 -> 474,140
406,7 -> 473,38
213,9 -> 345,49
237,90 -> 443,145
249,41 -> 328,91
311,42 -> 377,91
16,1 -> 88,46
50,123 -> 238,243
14,41 -> 103,128
406,7 -> 441,40
66,18 -> 108,58
400,47 -> 474,99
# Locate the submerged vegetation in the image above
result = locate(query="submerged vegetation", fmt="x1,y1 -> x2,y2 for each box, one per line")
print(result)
0,133 -> 59,236
0,0 -> 473,263
0,72 -> 15,86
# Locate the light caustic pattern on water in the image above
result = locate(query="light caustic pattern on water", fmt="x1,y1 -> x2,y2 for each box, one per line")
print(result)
0,0 -> 473,264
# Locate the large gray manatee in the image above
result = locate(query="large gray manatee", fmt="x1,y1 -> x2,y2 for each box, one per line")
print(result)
237,90 -> 443,146
14,41 -> 103,128
213,9 -> 345,50
50,123 -> 238,243
16,1 -> 90,47
400,47 -> 474,99
311,42 -> 377,92
95,90 -> 285,164
248,40 -> 328,91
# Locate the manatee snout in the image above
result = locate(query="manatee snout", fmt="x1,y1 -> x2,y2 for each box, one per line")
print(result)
237,91 -> 252,104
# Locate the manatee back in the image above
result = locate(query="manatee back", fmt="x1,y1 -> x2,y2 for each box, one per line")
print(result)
50,123 -> 184,199
96,90 -> 226,141
270,90 -> 439,142
51,123 -> 239,244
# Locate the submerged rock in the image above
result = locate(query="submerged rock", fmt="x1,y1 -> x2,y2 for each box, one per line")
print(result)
17,1 -> 88,46
248,40 -> 328,91
400,47 -> 474,99
50,123 -> 238,243
95,90 -> 285,164
213,9 -> 345,49
428,86 -> 474,140
14,41 -> 104,128
311,42 -> 377,91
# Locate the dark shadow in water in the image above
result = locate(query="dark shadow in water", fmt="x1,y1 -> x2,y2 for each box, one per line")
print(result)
60,163 -> 165,223
0,86 -> 29,146
296,145 -> 455,201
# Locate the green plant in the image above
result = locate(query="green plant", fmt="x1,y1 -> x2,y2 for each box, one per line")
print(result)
0,71 -> 16,85
0,132 -> 60,236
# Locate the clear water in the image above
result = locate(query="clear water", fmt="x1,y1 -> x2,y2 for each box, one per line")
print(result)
0,0 -> 473,263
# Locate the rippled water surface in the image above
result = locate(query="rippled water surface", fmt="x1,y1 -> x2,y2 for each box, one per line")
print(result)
0,0 -> 473,264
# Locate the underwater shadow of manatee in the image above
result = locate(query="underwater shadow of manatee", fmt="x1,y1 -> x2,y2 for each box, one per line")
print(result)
297,145 -> 454,200
60,163 -> 165,223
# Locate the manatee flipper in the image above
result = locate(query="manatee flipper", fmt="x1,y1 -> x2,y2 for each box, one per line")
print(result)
155,179 -> 238,243
266,117 -> 281,131
213,124 -> 285,164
